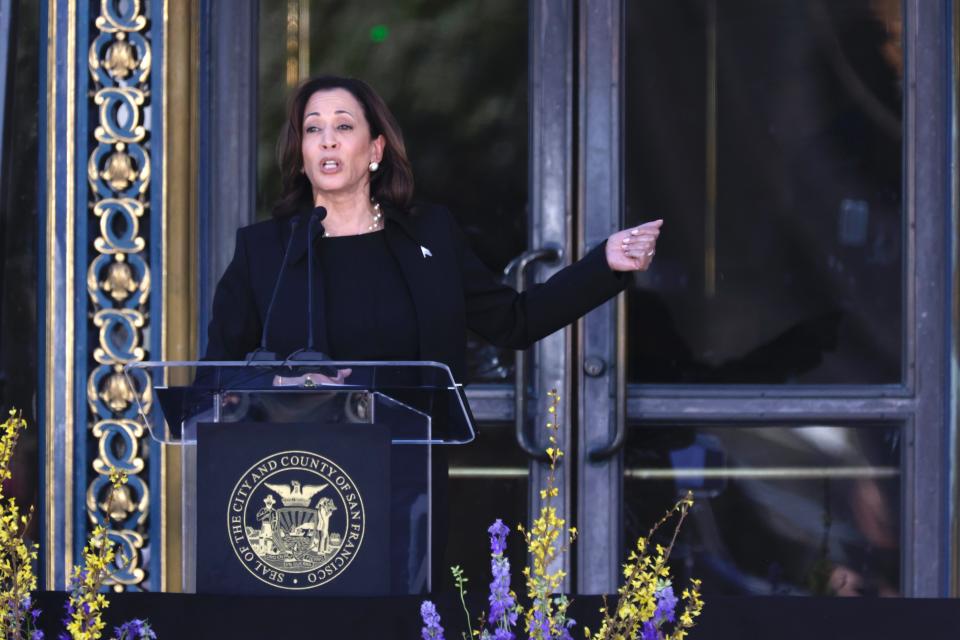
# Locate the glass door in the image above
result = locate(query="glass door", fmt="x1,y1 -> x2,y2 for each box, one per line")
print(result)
577,0 -> 951,597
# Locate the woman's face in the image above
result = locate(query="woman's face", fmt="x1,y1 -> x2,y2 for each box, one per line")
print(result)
301,88 -> 385,202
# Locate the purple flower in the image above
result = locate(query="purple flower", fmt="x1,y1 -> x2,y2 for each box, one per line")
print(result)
117,619 -> 143,637
527,609 -> 550,637
30,632 -> 44,640
654,585 -> 677,624
420,600 -> 445,640
641,620 -> 659,640
61,596 -> 76,632
488,555 -> 517,627
115,619 -> 156,639
488,520 -> 509,556
487,525 -> 518,635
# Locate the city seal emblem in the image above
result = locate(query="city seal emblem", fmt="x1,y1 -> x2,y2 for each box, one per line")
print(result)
226,450 -> 365,590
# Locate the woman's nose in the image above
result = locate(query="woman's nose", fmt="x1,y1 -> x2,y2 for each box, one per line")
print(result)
319,131 -> 338,148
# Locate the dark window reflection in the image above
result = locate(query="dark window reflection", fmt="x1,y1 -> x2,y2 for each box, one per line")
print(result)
446,424 -> 528,592
625,0 -> 903,383
258,0 -> 527,383
0,0 -> 39,539
624,423 -> 901,596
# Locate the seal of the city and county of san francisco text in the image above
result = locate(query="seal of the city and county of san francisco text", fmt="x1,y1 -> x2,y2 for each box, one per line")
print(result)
226,450 -> 365,590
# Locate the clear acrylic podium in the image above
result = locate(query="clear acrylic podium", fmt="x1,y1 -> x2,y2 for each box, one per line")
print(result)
125,360 -> 476,595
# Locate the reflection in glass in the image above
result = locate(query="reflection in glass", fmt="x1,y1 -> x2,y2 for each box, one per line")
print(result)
447,424 -> 528,591
625,1 -> 903,383
624,423 -> 900,596
258,0 -> 528,383
0,0 -> 39,541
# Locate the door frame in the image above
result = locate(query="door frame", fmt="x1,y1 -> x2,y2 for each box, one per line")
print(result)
574,0 -> 956,596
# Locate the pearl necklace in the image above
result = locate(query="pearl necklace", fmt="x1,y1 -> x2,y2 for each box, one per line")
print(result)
322,201 -> 383,237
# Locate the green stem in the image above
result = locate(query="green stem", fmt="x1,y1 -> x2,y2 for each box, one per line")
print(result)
451,568 -> 473,640
458,585 -> 473,639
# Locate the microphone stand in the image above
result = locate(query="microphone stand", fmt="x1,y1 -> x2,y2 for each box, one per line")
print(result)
286,206 -> 331,363
245,216 -> 301,363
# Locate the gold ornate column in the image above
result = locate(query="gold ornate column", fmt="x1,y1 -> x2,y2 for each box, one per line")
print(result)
84,0 -> 154,590
42,0 -> 198,591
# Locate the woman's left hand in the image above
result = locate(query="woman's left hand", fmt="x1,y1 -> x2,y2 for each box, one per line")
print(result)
605,219 -> 663,271
272,368 -> 353,387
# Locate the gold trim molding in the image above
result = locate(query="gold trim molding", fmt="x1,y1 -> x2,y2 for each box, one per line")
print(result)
85,0 -> 154,590
162,0 -> 201,592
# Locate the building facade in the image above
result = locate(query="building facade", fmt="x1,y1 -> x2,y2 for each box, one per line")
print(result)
12,0 -> 959,595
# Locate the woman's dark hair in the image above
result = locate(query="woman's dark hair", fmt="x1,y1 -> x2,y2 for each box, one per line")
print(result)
272,76 -> 415,217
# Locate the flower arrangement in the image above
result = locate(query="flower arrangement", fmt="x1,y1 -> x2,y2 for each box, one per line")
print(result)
62,469 -> 156,640
420,391 -> 703,640
517,391 -> 575,640
0,409 -> 42,640
0,409 -> 155,640
586,496 -> 703,640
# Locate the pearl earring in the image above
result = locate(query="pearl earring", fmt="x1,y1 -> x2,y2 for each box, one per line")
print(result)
368,161 -> 380,172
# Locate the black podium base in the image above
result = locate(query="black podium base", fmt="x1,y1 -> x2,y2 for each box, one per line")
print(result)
32,591 -> 960,639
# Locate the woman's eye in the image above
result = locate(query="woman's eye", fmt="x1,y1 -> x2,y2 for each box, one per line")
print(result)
305,125 -> 319,133
337,123 -> 353,131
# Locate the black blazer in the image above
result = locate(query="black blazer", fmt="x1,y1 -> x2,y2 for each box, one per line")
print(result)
204,203 -> 628,381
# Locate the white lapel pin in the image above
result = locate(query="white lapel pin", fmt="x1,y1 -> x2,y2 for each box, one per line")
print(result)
420,245 -> 433,258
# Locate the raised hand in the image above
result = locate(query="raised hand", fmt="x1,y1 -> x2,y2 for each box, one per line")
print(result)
605,219 -> 663,272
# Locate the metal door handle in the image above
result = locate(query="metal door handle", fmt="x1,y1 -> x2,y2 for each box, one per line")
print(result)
504,247 -> 561,461
588,292 -> 627,462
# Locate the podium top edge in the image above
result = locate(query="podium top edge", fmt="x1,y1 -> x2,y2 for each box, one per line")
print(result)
126,360 -> 455,373
125,360 -> 464,388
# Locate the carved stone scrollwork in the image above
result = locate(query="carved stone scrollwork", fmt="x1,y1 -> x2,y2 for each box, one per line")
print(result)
86,0 -> 154,591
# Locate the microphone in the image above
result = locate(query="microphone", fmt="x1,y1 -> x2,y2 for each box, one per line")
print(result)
307,206 -> 326,351
245,216 -> 301,362
287,206 -> 331,362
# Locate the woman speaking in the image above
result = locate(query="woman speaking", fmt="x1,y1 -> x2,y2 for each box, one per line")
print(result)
204,75 -> 661,372
201,74 -> 661,592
